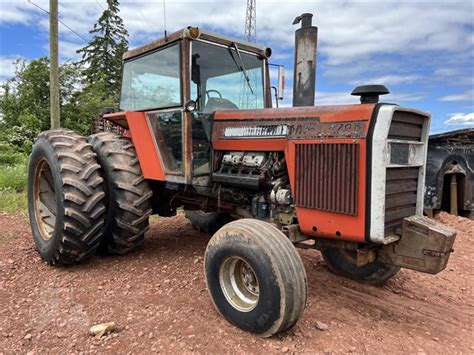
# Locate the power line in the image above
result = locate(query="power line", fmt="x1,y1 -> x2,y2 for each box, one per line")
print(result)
95,0 -> 105,11
163,0 -> 167,38
134,1 -> 153,31
27,0 -> 89,43
133,0 -> 160,38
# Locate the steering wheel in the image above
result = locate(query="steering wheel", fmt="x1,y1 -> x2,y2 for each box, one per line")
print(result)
205,89 -> 223,99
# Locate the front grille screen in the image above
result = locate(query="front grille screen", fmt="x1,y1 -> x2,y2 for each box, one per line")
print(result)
295,143 -> 359,215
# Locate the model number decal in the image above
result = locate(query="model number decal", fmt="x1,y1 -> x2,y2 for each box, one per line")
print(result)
218,119 -> 367,140
224,125 -> 288,138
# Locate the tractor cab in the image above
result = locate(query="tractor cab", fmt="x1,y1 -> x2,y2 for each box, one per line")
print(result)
116,28 -> 272,185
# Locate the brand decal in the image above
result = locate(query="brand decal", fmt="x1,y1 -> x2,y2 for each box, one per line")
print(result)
224,125 -> 288,138
216,118 -> 367,140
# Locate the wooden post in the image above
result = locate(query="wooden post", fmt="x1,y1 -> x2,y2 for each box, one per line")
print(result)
49,0 -> 60,129
450,174 -> 458,215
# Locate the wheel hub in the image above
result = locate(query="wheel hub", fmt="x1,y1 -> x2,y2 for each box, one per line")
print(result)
33,158 -> 57,241
219,257 -> 259,312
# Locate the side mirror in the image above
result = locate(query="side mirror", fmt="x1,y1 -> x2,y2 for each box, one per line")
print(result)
185,99 -> 197,112
277,65 -> 285,101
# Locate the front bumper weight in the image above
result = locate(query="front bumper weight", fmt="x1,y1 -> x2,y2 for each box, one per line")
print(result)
378,215 -> 456,274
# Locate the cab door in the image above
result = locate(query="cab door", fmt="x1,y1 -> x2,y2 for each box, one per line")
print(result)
121,40 -> 189,184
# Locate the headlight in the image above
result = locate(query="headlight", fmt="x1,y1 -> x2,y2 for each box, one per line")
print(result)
385,143 -> 391,163
387,142 -> 423,166
408,144 -> 417,164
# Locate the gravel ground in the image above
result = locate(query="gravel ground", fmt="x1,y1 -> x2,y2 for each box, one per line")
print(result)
0,211 -> 472,354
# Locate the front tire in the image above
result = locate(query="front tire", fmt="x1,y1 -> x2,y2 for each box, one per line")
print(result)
89,132 -> 152,255
321,248 -> 400,285
28,129 -> 106,265
204,219 -> 307,337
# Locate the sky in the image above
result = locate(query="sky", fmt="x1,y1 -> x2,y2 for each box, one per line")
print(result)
0,0 -> 473,133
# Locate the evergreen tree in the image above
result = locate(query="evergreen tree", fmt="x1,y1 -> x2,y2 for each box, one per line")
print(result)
77,0 -> 128,100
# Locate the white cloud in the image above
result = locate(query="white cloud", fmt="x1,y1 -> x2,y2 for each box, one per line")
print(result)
59,40 -> 83,62
351,74 -> 422,86
0,1 -> 39,25
3,1 -> 472,66
314,90 -> 425,106
439,89 -> 474,102
443,112 -> 474,127
0,0 -> 472,109
0,55 -> 22,79
315,91 -> 358,105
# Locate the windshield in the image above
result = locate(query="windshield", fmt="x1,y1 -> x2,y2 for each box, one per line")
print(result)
191,41 -> 265,111
120,43 -> 181,111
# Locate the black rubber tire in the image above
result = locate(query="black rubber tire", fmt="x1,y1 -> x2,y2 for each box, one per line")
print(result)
185,210 -> 232,234
28,129 -> 106,265
321,248 -> 400,285
89,132 -> 152,255
204,219 -> 308,337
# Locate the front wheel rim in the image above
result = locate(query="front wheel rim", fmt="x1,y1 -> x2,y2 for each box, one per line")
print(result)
219,256 -> 259,312
33,158 -> 57,241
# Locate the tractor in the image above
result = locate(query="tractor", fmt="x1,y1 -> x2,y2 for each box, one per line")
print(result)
28,14 -> 456,337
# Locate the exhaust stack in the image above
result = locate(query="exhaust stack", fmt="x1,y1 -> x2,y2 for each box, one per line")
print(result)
292,13 -> 318,107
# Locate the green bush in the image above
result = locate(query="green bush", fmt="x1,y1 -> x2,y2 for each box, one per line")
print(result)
0,143 -> 27,165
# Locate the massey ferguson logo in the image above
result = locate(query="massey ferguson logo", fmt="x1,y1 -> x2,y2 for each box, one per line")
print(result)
224,125 -> 289,138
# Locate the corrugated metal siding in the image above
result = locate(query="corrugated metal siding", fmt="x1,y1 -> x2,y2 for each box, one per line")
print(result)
295,143 -> 359,215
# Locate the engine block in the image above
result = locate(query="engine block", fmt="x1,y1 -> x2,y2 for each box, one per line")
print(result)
213,152 -> 269,189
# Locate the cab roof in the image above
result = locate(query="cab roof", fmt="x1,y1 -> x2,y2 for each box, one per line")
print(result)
123,27 -> 269,61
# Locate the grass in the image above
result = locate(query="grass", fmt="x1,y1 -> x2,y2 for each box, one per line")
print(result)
0,190 -> 27,215
0,162 -> 28,192
0,148 -> 28,215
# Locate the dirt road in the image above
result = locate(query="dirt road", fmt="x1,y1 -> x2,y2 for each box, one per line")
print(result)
0,212 -> 472,354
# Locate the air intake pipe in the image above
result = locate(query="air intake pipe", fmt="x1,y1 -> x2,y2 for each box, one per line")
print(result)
292,13 -> 318,107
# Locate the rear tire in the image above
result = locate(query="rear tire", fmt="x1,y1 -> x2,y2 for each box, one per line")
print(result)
89,132 -> 152,255
28,129 -> 106,265
321,248 -> 400,285
204,219 -> 308,337
185,210 -> 232,234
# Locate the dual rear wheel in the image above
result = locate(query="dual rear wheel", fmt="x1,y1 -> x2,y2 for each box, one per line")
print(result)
28,130 -> 151,264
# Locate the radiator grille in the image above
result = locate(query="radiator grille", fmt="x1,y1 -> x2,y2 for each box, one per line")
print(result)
388,111 -> 424,141
295,143 -> 359,215
385,167 -> 419,235
384,111 -> 426,236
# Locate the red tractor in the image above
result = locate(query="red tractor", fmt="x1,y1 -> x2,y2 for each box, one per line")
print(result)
28,14 -> 456,337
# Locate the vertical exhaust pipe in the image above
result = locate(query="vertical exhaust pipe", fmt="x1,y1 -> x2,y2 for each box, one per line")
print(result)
292,13 -> 318,107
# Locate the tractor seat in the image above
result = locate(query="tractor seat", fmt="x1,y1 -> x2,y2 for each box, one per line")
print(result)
203,97 -> 239,113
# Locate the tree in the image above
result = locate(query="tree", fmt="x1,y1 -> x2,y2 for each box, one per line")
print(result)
77,0 -> 128,100
0,58 -> 114,153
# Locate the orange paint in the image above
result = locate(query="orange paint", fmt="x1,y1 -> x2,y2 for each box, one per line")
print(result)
286,139 -> 368,242
212,104 -> 376,242
124,111 -> 166,180
105,104 -> 377,242
213,104 -> 375,123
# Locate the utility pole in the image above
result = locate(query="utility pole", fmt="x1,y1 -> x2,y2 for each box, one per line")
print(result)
49,0 -> 60,129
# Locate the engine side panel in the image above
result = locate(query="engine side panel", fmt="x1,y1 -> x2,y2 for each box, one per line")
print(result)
212,104 -> 376,243
286,138 -> 368,242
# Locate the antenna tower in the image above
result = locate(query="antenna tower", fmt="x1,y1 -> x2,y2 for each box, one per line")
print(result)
239,0 -> 257,108
244,0 -> 256,42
